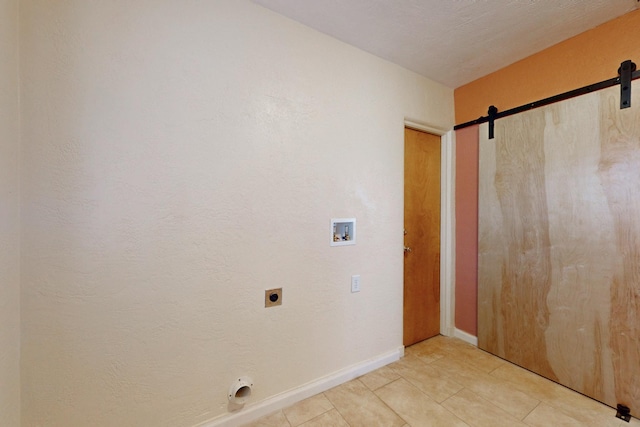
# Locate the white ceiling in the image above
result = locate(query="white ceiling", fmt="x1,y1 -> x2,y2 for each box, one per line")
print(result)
251,0 -> 639,88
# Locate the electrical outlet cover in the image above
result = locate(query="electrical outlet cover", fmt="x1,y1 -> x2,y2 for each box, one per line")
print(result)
265,288 -> 282,307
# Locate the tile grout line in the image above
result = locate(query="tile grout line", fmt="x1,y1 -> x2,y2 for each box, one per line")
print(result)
299,403 -> 345,427
377,371 -> 471,427
319,392 -> 353,427
369,378 -> 412,426
520,400 -> 542,424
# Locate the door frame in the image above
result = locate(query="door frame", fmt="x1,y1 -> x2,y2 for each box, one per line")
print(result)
404,120 -> 455,339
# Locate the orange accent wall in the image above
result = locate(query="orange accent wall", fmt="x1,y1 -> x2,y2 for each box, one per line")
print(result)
455,9 -> 640,124
455,125 -> 479,336
453,8 -> 640,336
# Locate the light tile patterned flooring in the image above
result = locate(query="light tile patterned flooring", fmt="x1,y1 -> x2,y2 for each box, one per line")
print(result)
244,335 -> 639,427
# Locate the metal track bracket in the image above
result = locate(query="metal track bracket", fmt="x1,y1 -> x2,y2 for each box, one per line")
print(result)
616,404 -> 631,422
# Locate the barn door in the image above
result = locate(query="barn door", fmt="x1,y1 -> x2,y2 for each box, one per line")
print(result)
478,80 -> 640,415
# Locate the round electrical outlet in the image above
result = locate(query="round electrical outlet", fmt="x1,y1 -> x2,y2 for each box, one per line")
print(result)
264,288 -> 282,307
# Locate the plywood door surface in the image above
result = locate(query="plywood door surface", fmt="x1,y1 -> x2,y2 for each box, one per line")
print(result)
478,81 -> 640,414
404,128 -> 440,346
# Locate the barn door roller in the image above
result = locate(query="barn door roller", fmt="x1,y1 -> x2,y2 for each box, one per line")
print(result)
487,105 -> 498,140
619,59 -> 636,109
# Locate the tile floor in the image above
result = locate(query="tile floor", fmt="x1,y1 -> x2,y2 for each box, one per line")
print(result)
244,335 -> 639,427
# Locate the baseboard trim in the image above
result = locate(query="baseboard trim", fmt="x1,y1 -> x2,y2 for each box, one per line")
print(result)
453,328 -> 478,346
198,346 -> 404,427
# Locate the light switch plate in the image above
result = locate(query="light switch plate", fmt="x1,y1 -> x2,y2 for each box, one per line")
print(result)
351,275 -> 361,293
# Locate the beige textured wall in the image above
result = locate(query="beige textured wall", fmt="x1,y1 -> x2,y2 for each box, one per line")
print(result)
19,1 -> 454,425
0,0 -> 21,425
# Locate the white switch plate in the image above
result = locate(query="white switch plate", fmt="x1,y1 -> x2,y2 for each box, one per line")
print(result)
351,275 -> 361,293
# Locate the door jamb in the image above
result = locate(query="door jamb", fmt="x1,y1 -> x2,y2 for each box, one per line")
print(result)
404,120 -> 455,338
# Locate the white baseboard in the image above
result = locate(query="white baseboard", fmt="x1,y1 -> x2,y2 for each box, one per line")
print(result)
453,328 -> 478,346
198,346 -> 404,427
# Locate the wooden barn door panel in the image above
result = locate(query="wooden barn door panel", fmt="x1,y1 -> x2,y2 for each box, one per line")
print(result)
478,80 -> 640,414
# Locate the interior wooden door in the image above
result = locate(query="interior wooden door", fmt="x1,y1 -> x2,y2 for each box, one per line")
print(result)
478,80 -> 640,415
403,127 -> 441,346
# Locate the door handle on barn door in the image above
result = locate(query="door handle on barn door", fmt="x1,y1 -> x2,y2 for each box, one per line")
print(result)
404,246 -> 412,253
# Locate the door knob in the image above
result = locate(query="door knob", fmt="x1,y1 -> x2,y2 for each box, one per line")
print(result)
404,246 -> 412,253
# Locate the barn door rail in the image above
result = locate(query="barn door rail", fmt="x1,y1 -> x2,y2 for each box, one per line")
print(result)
454,60 -> 639,139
